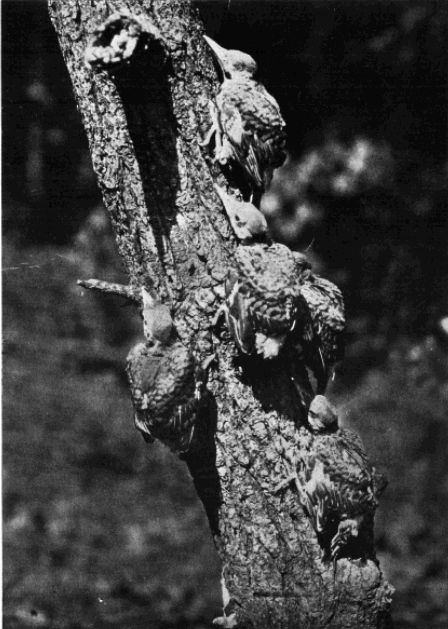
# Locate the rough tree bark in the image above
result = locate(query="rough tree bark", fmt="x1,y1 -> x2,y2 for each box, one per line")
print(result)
49,1 -> 394,627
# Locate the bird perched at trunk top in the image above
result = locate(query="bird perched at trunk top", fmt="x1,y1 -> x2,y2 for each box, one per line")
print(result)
202,35 -> 286,198
291,253 -> 346,394
278,396 -> 387,562
126,289 -> 209,453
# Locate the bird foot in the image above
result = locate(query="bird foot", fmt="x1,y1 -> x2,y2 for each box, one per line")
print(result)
199,124 -> 216,148
194,353 -> 216,400
214,142 -> 234,165
213,613 -> 237,628
330,519 -> 360,560
199,100 -> 222,149
255,333 -> 285,359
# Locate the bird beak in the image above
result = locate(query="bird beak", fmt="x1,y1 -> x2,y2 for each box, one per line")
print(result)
203,35 -> 228,74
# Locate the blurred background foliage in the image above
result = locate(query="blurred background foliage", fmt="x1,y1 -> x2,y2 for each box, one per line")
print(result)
2,1 -> 448,627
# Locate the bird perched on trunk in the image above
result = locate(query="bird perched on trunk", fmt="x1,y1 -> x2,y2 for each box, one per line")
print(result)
213,191 -> 318,381
201,35 -> 286,198
221,241 -> 343,389
302,396 -> 387,561
214,184 -> 268,243
212,191 -> 342,395
291,253 -> 345,394
126,289 -> 209,453
278,396 -> 387,562
224,242 -> 316,360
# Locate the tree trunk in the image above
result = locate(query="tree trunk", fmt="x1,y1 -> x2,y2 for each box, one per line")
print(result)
48,1 -> 394,627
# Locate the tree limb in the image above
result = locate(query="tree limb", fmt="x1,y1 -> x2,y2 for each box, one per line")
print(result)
49,1 -> 393,626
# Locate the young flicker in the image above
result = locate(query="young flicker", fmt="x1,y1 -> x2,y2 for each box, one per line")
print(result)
276,396 -> 387,562
224,242 -> 315,360
214,184 -> 268,243
126,289 -> 207,453
298,396 -> 387,561
202,36 -> 286,197
292,253 -> 346,394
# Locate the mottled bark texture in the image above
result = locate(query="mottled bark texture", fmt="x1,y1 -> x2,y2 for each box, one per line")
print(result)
49,1 -> 393,626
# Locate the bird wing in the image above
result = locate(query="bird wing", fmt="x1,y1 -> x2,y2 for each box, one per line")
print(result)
218,81 -> 286,188
134,412 -> 156,443
300,458 -> 344,533
220,100 -> 264,188
291,294 -> 327,393
225,269 -> 256,354
337,430 -> 374,477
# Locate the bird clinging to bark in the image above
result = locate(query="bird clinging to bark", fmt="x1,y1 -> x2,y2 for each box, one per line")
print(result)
301,398 -> 387,561
279,396 -> 387,562
291,253 -> 345,394
214,184 -> 268,244
223,242 -> 315,360
220,243 -> 343,397
201,36 -> 286,199
126,289 -> 209,453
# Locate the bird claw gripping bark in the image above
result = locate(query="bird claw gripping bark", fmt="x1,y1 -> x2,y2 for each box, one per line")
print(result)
203,35 -> 286,196
212,613 -> 237,628
126,289 -> 212,454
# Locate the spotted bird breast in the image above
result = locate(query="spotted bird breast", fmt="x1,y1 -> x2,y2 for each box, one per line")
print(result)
126,342 -> 196,417
225,243 -> 304,349
304,429 -> 377,518
217,79 -> 286,188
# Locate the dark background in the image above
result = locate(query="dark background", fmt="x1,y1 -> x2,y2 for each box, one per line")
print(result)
3,1 -> 448,627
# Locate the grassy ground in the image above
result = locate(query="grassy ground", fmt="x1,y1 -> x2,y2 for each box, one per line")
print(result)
2,225 -> 222,628
3,211 -> 448,628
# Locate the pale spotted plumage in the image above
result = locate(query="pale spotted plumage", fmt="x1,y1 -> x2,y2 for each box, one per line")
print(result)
224,243 -> 315,360
126,289 -> 208,453
203,36 -> 286,194
298,426 -> 387,561
126,341 -> 202,453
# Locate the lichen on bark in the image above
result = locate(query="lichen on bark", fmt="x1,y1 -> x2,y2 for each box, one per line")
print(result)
48,1 -> 394,626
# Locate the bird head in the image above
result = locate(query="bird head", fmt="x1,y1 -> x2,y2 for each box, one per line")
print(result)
308,395 -> 339,433
292,251 -> 312,272
141,287 -> 173,346
214,184 -> 268,243
204,35 -> 257,79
